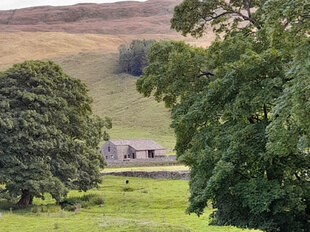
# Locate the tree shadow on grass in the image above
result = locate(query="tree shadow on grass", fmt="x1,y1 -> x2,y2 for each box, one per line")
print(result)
0,199 -> 62,215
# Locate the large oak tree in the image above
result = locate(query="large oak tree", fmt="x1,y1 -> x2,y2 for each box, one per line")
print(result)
0,61 -> 111,205
137,0 -> 309,231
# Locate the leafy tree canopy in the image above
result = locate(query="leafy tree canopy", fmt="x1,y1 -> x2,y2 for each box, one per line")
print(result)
118,39 -> 155,76
137,0 -> 310,231
0,61 -> 111,206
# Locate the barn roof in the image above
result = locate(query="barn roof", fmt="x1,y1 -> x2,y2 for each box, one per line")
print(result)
109,139 -> 165,150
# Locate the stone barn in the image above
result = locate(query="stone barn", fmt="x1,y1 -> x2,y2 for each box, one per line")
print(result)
100,139 -> 166,160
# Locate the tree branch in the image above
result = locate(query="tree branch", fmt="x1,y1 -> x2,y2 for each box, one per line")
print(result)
243,0 -> 251,19
234,11 -> 256,26
196,69 -> 215,78
201,10 -> 259,29
263,104 -> 268,122
294,173 -> 301,181
201,11 -> 235,23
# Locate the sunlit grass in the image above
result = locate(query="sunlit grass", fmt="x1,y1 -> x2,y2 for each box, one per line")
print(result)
0,176 -> 261,232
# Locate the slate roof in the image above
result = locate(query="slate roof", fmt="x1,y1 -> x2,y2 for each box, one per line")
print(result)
109,139 -> 165,151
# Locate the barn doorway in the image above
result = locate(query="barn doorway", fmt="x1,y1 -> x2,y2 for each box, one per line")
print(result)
148,150 -> 155,158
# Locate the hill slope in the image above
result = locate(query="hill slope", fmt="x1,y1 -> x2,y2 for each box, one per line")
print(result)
0,0 -> 215,152
52,52 -> 176,152
0,0 -> 181,34
0,32 -> 212,68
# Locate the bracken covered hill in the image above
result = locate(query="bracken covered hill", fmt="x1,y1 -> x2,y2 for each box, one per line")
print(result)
0,0 -> 181,34
0,0 -> 214,152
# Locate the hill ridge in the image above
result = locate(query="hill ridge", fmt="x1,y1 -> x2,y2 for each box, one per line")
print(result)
0,0 -> 181,34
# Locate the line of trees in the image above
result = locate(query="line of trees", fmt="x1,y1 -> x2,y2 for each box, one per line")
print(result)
137,0 -> 310,231
118,39 -> 154,76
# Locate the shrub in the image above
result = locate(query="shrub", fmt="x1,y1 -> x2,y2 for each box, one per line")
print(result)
63,204 -> 77,212
89,195 -> 105,206
60,194 -> 105,211
118,40 -> 155,76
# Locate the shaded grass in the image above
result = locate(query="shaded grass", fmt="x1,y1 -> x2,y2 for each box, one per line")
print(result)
0,176 -> 261,232
60,193 -> 105,211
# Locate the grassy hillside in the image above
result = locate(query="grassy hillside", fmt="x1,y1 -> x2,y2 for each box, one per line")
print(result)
0,32 -> 213,152
0,176 -> 260,232
0,32 -> 213,68
0,0 -> 180,34
52,52 -> 176,152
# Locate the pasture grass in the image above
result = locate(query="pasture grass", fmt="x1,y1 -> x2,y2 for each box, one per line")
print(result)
0,176 -> 261,232
52,53 -> 176,153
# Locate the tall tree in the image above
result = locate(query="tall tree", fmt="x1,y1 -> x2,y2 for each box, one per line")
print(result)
0,61 -> 111,205
118,39 -> 155,76
137,0 -> 310,231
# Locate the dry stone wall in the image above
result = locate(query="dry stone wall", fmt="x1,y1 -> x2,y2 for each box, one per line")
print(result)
102,170 -> 189,180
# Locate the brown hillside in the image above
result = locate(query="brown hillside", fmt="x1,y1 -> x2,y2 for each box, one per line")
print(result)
0,32 -> 213,68
0,0 -> 182,34
0,0 -> 215,67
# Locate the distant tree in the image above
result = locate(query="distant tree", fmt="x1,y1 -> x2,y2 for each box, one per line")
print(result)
0,61 -> 112,206
137,0 -> 310,231
118,39 -> 155,76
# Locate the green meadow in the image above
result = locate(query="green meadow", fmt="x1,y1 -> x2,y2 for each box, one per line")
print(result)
0,176 -> 260,232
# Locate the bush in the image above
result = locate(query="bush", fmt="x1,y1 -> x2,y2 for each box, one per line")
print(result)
89,195 -> 105,205
60,194 -> 105,211
63,204 -> 77,212
118,39 -> 155,76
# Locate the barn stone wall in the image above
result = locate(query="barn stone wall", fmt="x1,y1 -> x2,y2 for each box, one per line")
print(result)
100,141 -> 167,161
128,146 -> 136,159
136,150 -> 147,159
154,149 -> 166,158
101,141 -> 118,160
102,170 -> 189,180
116,145 -> 130,160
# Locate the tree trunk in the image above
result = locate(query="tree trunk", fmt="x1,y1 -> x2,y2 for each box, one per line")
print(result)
17,190 -> 33,206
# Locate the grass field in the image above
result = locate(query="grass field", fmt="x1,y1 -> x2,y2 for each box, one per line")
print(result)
0,176 -> 260,232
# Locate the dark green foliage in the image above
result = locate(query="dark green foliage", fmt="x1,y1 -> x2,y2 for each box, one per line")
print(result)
137,0 -> 310,231
118,39 -> 155,76
60,194 -> 104,211
0,61 -> 111,205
